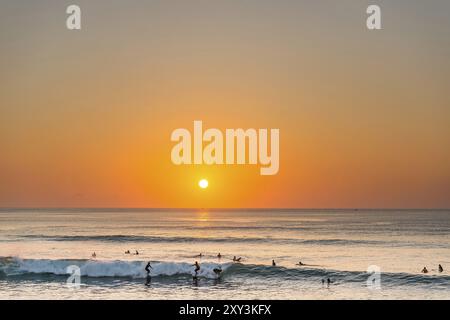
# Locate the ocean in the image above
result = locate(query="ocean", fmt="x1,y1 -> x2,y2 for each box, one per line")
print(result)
0,209 -> 449,299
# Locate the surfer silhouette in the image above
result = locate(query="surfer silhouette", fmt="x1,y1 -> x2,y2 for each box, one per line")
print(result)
144,262 -> 152,285
213,266 -> 222,278
193,261 -> 200,278
145,262 -> 152,275
421,267 -> 428,273
438,264 -> 443,273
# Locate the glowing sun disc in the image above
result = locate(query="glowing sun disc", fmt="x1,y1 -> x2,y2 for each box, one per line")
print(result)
198,179 -> 209,189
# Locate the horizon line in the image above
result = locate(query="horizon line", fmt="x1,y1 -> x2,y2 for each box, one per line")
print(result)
0,207 -> 449,211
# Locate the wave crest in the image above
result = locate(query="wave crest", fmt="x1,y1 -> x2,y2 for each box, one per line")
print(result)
1,257 -> 449,288
0,257 -> 229,279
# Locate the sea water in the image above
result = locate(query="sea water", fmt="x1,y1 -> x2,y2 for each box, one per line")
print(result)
0,209 -> 449,299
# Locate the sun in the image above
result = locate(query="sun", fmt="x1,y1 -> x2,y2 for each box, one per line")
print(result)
198,179 -> 209,189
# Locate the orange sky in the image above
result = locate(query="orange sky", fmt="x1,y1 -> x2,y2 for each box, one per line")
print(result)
1,1 -> 449,208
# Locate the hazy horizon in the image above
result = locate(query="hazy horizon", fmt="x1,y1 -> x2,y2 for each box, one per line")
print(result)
1,207 -> 449,211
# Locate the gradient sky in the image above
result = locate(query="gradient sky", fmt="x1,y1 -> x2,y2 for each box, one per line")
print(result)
1,0 -> 449,208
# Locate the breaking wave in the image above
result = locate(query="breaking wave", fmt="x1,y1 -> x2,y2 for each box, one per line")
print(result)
1,257 -> 449,288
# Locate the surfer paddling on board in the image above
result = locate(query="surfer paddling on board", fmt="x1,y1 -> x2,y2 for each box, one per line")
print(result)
296,261 -> 321,267
232,256 -> 242,262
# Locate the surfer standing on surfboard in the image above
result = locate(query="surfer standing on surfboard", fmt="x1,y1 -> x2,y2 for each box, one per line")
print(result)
145,262 -> 152,275
193,261 -> 200,277
144,262 -> 153,285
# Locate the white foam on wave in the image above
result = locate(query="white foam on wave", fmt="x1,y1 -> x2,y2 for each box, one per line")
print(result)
10,257 -> 230,279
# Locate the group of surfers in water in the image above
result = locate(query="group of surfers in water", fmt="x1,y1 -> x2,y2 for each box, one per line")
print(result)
142,253 -> 317,282
90,251 -> 445,283
92,250 -> 140,258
